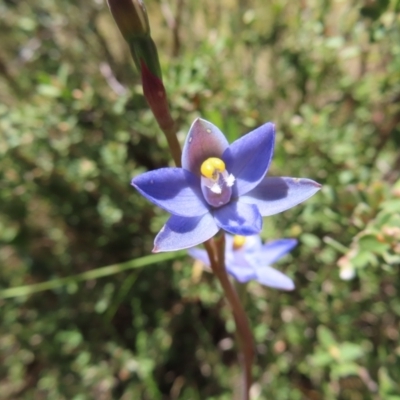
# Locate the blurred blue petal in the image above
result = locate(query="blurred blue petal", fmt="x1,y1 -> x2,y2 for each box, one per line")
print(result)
259,239 -> 298,265
188,233 -> 297,290
239,177 -> 321,216
255,265 -> 295,290
153,214 -> 218,252
132,168 -> 209,217
226,263 -> 256,283
233,234 -> 262,253
223,122 -> 275,196
187,248 -> 210,267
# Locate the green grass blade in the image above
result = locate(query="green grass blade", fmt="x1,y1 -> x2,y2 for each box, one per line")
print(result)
0,251 -> 186,299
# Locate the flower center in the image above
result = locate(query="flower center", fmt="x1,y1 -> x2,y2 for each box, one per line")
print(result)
200,158 -> 235,194
199,157 -> 235,207
233,235 -> 246,250
200,157 -> 226,180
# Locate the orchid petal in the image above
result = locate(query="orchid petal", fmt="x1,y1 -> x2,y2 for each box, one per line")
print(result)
214,202 -> 262,235
201,174 -> 232,207
182,118 -> 229,176
187,248 -> 210,268
239,177 -> 321,216
259,239 -> 298,265
225,242 -> 252,270
255,266 -> 295,290
188,233 -> 297,290
225,234 -> 263,253
224,234 -> 235,252
241,235 -> 263,252
225,263 -> 256,283
223,122 -> 275,196
153,214 -> 218,252
132,168 -> 208,217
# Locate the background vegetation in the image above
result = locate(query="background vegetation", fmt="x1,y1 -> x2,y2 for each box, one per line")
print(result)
1,0 -> 400,398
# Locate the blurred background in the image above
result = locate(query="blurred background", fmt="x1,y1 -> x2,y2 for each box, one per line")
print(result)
1,0 -> 400,398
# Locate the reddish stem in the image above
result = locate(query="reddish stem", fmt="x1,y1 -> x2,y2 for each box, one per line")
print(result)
204,237 -> 254,399
140,61 -> 181,166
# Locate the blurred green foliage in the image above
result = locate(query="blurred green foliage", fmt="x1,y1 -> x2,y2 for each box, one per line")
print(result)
1,0 -> 400,398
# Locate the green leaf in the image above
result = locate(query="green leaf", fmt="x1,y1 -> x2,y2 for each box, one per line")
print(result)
338,342 -> 364,362
378,367 -> 400,395
310,349 -> 333,367
358,234 -> 390,255
37,84 -> 62,98
317,326 -> 336,348
331,362 -> 359,380
351,250 -> 377,269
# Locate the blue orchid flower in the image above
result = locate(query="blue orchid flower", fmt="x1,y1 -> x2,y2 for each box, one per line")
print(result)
188,235 -> 297,290
132,118 -> 320,252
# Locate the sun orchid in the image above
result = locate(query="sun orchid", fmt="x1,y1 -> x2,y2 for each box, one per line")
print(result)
188,235 -> 297,290
132,118 -> 321,252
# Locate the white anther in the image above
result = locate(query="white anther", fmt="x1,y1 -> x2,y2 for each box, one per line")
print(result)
225,173 -> 235,187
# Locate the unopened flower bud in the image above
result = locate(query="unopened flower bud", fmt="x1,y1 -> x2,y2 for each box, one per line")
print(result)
107,0 -> 150,41
128,37 -> 162,79
107,0 -> 162,79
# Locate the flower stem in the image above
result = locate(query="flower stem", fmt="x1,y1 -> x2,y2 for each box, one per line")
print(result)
161,123 -> 182,168
204,237 -> 254,400
139,61 -> 182,167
